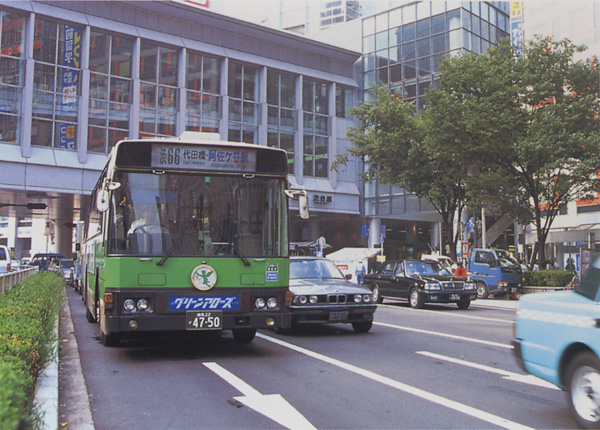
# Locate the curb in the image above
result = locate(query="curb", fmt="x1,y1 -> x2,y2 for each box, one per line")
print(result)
58,289 -> 95,429
34,323 -> 59,430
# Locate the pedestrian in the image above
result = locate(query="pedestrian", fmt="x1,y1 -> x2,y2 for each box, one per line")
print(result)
355,263 -> 365,285
453,262 -> 467,277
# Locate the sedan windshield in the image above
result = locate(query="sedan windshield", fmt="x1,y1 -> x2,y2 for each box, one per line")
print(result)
404,261 -> 450,276
290,259 -> 345,280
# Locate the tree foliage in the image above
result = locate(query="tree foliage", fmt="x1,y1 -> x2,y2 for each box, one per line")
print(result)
336,87 -> 468,260
440,36 -> 600,264
337,36 -> 600,265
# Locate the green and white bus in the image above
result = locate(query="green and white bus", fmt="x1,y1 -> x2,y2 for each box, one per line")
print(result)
83,133 -> 306,346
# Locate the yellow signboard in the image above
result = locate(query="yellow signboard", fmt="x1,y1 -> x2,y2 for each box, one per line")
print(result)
510,2 -> 522,18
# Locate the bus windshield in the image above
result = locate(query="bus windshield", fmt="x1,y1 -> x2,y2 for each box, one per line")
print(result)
108,171 -> 288,258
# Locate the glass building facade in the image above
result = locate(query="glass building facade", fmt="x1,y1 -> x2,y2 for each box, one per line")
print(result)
0,4 -> 357,170
0,1 -> 363,256
359,1 -> 510,257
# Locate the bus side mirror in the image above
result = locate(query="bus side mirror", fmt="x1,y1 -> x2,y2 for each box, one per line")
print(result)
298,191 -> 309,219
285,188 -> 310,219
96,189 -> 110,212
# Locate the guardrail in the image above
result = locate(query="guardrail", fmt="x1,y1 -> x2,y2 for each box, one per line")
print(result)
0,267 -> 40,294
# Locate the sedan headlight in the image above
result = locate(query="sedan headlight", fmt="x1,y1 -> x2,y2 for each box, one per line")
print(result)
363,294 -> 372,303
298,295 -> 308,304
464,282 -> 476,290
354,295 -> 363,303
424,282 -> 441,291
309,295 -> 318,304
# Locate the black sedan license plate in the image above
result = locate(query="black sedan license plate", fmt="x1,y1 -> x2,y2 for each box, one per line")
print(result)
329,311 -> 348,321
450,294 -> 460,301
186,311 -> 222,330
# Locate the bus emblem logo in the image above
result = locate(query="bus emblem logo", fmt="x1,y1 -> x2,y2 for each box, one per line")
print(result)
191,264 -> 217,291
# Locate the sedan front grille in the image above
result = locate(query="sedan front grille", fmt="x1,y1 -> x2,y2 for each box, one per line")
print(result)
441,281 -> 464,290
328,294 -> 347,304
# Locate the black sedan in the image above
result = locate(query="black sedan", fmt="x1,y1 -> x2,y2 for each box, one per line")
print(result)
289,257 -> 376,333
364,259 -> 477,309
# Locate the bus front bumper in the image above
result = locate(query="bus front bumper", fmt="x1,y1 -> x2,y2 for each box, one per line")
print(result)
104,311 -> 291,334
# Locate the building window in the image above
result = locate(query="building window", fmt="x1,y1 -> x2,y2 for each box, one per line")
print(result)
0,11 -> 25,144
228,62 -> 258,144
303,79 -> 328,178
267,71 -> 295,173
89,31 -> 133,153
139,42 -> 178,138
186,53 -> 220,133
335,85 -> 354,119
32,19 -> 81,150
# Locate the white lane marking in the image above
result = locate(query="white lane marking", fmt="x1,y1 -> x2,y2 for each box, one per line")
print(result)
374,321 -> 513,349
203,362 -> 317,430
416,351 -> 560,390
257,333 -> 534,430
377,303 -> 514,324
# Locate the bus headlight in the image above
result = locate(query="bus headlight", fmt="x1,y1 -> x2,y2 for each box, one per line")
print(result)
124,299 -> 136,312
267,297 -> 278,309
137,299 -> 149,311
255,297 -> 266,309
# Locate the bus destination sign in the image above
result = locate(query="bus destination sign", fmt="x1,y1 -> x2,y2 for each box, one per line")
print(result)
151,144 -> 257,172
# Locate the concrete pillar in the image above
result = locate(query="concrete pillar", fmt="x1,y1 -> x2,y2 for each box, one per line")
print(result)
308,219 -> 320,242
368,218 -> 381,249
430,222 -> 440,253
54,195 -> 74,258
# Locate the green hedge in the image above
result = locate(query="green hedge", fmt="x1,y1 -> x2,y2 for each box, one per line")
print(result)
522,270 -> 573,287
0,272 -> 64,430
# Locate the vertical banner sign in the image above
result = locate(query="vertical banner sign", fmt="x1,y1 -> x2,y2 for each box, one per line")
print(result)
60,26 -> 81,117
510,2 -> 524,57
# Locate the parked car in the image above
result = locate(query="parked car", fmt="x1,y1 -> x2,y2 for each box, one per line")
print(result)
30,253 -> 64,271
58,258 -> 75,286
0,245 -> 12,273
20,257 -> 31,267
289,256 -> 376,333
364,259 -> 477,309
512,255 -> 600,429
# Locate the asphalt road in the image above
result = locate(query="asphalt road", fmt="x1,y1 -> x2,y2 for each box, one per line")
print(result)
60,287 -> 577,429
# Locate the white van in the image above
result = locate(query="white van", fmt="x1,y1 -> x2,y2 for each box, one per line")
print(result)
0,245 -> 12,273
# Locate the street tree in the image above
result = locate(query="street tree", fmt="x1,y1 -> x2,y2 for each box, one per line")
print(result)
335,87 -> 469,261
438,36 -> 600,265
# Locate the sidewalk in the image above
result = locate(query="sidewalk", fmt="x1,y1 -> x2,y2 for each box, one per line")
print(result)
35,288 -> 94,430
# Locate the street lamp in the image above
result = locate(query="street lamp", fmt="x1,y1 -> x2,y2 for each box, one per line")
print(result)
0,202 -> 47,210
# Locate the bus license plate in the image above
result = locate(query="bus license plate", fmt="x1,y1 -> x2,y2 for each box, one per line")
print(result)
186,311 -> 222,330
329,311 -> 348,321
450,294 -> 460,301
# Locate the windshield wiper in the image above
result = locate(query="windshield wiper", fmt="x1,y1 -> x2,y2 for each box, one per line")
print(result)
156,233 -> 184,266
156,225 -> 202,266
210,219 -> 250,267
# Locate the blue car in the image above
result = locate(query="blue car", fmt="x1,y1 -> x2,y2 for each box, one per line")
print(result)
512,255 -> 600,429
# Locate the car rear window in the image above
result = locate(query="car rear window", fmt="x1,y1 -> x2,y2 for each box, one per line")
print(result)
0,248 -> 6,260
